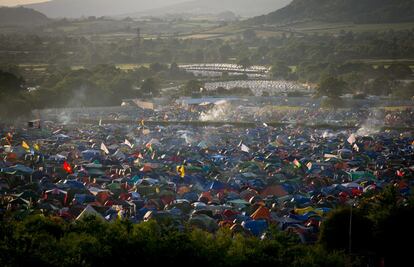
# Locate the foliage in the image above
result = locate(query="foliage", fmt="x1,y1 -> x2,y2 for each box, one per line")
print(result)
317,76 -> 348,98
0,215 -> 346,267
181,80 -> 205,97
140,77 -> 160,98
319,186 -> 414,266
271,61 -> 291,79
250,0 -> 414,24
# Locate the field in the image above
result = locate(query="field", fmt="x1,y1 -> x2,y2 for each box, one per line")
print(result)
184,20 -> 414,40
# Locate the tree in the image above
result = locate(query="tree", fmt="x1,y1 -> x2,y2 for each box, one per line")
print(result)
242,29 -> 257,42
271,61 -> 290,79
141,77 -> 160,98
366,77 -> 393,96
387,64 -> 412,79
237,57 -> 251,69
392,82 -> 414,99
319,208 -> 374,254
317,76 -> 347,98
150,62 -> 168,73
0,70 -> 24,94
181,80 -> 204,97
109,77 -> 136,104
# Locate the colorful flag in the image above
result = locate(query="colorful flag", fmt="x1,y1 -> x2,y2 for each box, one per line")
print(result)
176,165 -> 185,178
63,161 -> 73,174
5,133 -> 12,145
100,143 -> 110,154
347,134 -> 356,145
396,170 -> 404,177
22,141 -> 30,151
293,159 -> 302,168
241,144 -> 250,153
124,139 -> 133,148
33,143 -> 40,151
306,162 -> 312,170
146,143 -> 153,153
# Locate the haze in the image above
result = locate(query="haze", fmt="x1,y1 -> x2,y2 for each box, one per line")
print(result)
0,0 -> 49,6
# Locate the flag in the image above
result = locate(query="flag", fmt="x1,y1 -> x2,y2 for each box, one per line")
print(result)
353,144 -> 359,152
5,133 -> 12,145
306,162 -> 312,170
241,144 -> 250,153
146,143 -> 153,153
63,161 -> 73,174
176,165 -> 185,178
347,134 -> 356,145
396,170 -> 404,177
100,143 -> 109,154
293,159 -> 302,168
33,143 -> 40,151
124,139 -> 133,148
22,141 -> 30,151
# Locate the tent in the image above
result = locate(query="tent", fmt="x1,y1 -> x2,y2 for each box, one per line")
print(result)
1,164 -> 34,175
251,206 -> 271,221
242,220 -> 268,237
76,205 -> 105,221
260,185 -> 288,198
348,171 -> 377,181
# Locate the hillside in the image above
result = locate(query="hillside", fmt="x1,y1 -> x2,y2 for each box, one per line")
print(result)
250,0 -> 414,25
0,7 -> 49,27
127,0 -> 292,18
25,0 -> 187,18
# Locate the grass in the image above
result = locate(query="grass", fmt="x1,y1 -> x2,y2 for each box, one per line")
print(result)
197,20 -> 414,40
382,106 -> 414,111
277,21 -> 414,34
70,63 -> 150,71
263,105 -> 306,111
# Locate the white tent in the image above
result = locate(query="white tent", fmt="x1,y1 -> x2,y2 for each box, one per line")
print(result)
76,205 -> 105,221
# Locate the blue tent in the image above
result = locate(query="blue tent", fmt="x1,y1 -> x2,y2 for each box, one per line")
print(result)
209,180 -> 226,191
74,194 -> 96,204
1,164 -> 33,175
81,150 -> 101,161
64,180 -> 85,190
242,220 -> 268,237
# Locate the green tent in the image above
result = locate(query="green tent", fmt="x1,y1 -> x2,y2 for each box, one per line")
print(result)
348,171 -> 376,181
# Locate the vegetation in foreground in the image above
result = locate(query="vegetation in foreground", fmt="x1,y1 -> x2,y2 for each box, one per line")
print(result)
0,186 -> 412,267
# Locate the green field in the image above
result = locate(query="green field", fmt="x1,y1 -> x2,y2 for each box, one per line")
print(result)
189,20 -> 414,40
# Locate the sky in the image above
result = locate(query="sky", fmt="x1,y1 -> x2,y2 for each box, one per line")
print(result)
0,0 -> 49,6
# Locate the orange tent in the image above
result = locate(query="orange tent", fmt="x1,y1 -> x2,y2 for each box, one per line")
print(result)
260,185 -> 288,197
140,165 -> 153,172
251,206 -> 271,221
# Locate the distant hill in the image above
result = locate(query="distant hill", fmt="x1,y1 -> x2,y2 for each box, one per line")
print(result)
250,0 -> 414,25
127,0 -> 292,18
0,7 -> 49,27
25,0 -> 188,18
